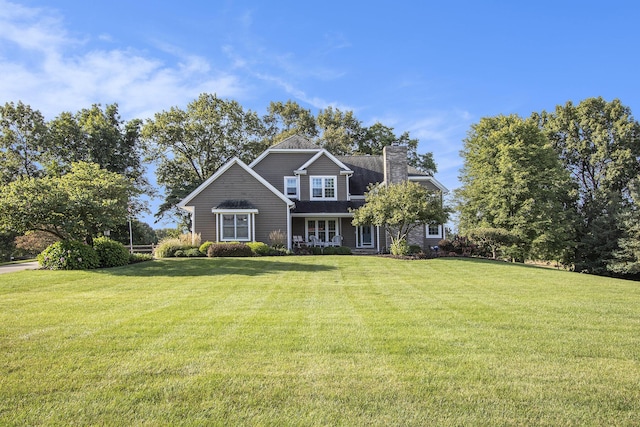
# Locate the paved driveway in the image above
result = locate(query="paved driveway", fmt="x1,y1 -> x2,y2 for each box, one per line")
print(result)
0,261 -> 39,274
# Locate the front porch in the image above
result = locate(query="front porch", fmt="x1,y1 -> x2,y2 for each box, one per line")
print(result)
290,216 -> 380,252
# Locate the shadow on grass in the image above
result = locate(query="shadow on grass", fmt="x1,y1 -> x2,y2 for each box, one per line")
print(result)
97,257 -> 337,277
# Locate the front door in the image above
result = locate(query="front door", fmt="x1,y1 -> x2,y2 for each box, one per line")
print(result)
357,225 -> 374,248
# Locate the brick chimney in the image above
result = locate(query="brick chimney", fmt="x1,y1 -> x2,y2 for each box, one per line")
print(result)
383,144 -> 408,185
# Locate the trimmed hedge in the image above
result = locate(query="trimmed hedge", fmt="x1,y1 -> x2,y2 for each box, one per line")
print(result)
38,240 -> 100,270
310,246 -> 352,255
93,237 -> 130,268
247,241 -> 271,256
207,243 -> 253,257
199,241 -> 214,255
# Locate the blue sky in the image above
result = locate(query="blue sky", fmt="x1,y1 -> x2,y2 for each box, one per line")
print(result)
2,0 -> 639,227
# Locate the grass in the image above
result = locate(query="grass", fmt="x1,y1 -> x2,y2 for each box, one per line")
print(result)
1,256 -> 639,426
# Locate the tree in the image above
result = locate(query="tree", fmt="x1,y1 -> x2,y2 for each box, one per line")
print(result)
0,101 -> 48,185
47,104 -> 147,186
357,122 -> 437,174
456,115 -> 574,262
142,93 -> 268,222
466,227 -> 517,260
316,106 -> 365,155
264,100 -> 318,144
352,181 -> 448,254
0,162 -> 136,244
538,97 -> 640,274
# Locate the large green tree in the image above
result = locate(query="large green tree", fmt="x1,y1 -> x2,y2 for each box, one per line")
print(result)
0,162 -> 136,244
0,101 -> 48,184
538,97 -> 640,274
264,100 -> 318,144
142,93 -> 268,221
316,106 -> 365,155
456,115 -> 574,262
352,181 -> 448,255
357,122 -> 437,174
47,104 -> 146,186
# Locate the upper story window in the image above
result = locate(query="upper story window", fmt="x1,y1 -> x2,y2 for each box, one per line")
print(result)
310,176 -> 336,200
284,176 -> 299,199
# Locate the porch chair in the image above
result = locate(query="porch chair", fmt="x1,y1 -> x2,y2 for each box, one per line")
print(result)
292,235 -> 305,248
309,235 -> 323,247
328,235 -> 343,247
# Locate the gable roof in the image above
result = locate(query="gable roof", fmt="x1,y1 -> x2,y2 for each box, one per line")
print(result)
177,157 -> 295,210
270,134 -> 320,150
296,150 -> 354,174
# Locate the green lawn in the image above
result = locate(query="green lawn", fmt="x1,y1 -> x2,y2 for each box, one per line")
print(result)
1,257 -> 639,426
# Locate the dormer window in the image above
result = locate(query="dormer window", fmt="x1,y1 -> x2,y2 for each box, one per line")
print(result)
310,176 -> 337,200
284,176 -> 299,199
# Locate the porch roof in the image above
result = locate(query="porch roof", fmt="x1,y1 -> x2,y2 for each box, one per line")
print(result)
291,200 -> 365,215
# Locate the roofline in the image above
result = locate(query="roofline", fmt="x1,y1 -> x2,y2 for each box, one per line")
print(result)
248,148 -> 321,168
408,176 -> 449,194
297,149 -> 354,173
177,157 -> 295,209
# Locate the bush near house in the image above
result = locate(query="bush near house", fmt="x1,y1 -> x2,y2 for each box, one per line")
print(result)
438,235 -> 477,256
174,248 -> 204,257
309,246 -> 352,255
199,241 -> 214,255
207,242 -> 254,257
155,238 -> 199,258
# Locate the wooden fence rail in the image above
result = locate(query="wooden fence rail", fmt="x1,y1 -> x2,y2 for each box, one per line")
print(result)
129,244 -> 156,254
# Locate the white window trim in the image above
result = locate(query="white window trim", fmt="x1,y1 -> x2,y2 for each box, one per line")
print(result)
426,224 -> 443,239
212,209 -> 259,242
284,176 -> 299,199
305,218 -> 340,244
310,175 -> 338,201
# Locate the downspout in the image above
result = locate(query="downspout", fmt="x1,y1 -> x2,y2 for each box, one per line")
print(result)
286,204 -> 294,251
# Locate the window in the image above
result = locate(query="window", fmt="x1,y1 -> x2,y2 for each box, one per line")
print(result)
307,218 -> 338,243
427,224 -> 442,239
310,176 -> 337,200
221,214 -> 250,241
284,176 -> 298,199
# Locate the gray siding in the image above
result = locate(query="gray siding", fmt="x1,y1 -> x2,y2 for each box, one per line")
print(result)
187,163 -> 288,243
301,154 -> 348,201
252,152 -> 316,192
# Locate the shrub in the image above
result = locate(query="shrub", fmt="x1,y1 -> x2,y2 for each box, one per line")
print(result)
184,248 -> 204,257
174,249 -> 186,257
129,253 -> 153,264
155,238 -> 194,258
199,241 -> 214,254
308,246 -> 351,255
269,230 -> 286,248
38,240 -> 100,270
247,241 -> 270,256
408,244 -> 422,254
93,237 -> 130,268
178,233 -> 201,246
438,235 -> 477,256
335,246 -> 352,255
390,239 -> 410,256
207,242 -> 253,257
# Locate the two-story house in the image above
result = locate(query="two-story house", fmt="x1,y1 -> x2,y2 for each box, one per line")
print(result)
177,135 -> 448,252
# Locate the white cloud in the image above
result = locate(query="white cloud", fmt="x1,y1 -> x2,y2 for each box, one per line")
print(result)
0,1 -> 244,120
